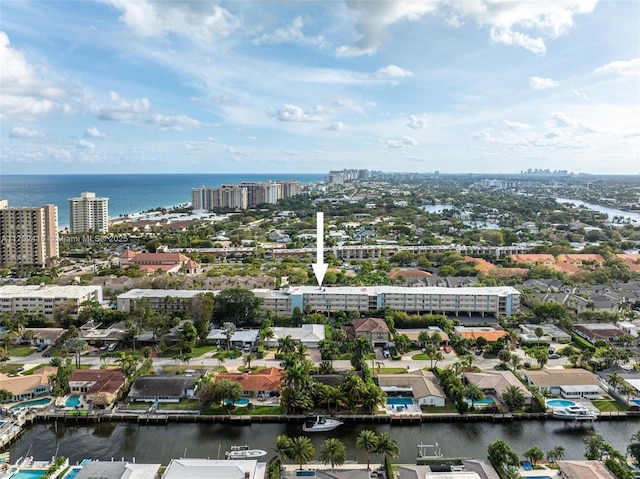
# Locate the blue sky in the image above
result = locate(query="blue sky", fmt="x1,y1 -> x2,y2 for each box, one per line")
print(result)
1,0 -> 639,175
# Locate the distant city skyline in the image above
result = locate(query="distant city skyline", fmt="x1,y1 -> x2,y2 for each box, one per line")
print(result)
1,1 -> 639,175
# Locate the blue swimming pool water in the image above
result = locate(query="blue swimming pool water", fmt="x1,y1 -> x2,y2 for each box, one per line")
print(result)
65,395 -> 81,408
387,397 -> 414,406
63,467 -> 82,479
10,397 -> 52,409
546,399 -> 576,408
11,470 -> 48,479
525,476 -> 553,479
465,397 -> 495,405
632,399 -> 640,407
225,398 -> 250,406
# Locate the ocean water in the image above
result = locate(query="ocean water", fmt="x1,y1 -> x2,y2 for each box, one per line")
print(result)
0,174 -> 324,227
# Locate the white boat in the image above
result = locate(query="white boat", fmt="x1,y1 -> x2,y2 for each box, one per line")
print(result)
552,405 -> 598,421
302,415 -> 343,432
225,445 -> 268,460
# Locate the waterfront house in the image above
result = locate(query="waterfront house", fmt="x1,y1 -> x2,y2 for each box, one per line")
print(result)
163,459 -> 266,479
69,368 -> 126,407
128,375 -> 199,403
0,366 -> 57,402
74,460 -> 161,479
464,371 -> 533,406
556,460 -> 615,479
214,367 -> 285,398
377,369 -> 446,407
522,368 -> 603,399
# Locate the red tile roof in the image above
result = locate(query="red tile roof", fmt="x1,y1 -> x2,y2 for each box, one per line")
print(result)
70,368 -> 126,396
215,367 -> 285,392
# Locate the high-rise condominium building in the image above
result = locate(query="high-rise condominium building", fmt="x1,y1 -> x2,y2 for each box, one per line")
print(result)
68,191 -> 109,233
192,180 -> 301,210
0,200 -> 59,267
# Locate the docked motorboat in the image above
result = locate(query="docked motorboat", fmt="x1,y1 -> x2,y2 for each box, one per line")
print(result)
552,405 -> 598,421
225,444 -> 268,459
302,415 -> 343,432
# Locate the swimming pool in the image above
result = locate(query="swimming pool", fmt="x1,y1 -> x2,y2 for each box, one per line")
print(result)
525,476 -> 553,479
387,397 -> 414,406
65,395 -> 81,408
63,467 -> 82,479
10,397 -> 52,410
225,398 -> 250,406
465,397 -> 495,405
546,399 -> 576,408
631,399 -> 640,407
10,470 -> 49,479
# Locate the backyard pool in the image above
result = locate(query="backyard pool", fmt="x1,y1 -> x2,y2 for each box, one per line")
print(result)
386,397 -> 414,406
225,398 -> 250,406
65,395 -> 81,408
62,467 -> 82,479
465,397 -> 495,406
546,399 -> 576,408
10,397 -> 52,410
631,399 -> 640,407
10,470 -> 49,479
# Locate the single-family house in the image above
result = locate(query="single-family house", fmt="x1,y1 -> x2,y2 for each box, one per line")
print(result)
454,326 -> 507,343
464,371 -> 533,406
73,461 -> 161,479
519,323 -> 571,344
377,369 -> 446,407
128,375 -> 199,403
79,320 -> 126,346
163,459 -> 266,479
264,324 -> 325,349
0,366 -> 57,402
207,328 -> 259,349
345,317 -> 391,347
522,368 -> 603,399
21,328 -> 64,346
510,254 -> 555,267
214,367 -> 285,398
69,368 -> 126,407
556,460 -> 615,479
573,323 -> 625,344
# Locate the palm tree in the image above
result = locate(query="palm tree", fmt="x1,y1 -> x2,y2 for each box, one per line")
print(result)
501,385 -> 526,411
510,353 -> 522,371
375,432 -> 399,463
361,383 -> 386,415
607,372 -> 623,392
289,436 -> 315,470
319,438 -> 346,468
242,351 -> 256,370
463,383 -> 485,408
277,335 -> 297,356
222,322 -> 236,351
356,430 -> 379,470
274,434 -> 292,463
325,386 -> 347,415
546,445 -> 565,463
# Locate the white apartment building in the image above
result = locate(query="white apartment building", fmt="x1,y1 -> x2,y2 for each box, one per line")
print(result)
0,200 -> 59,267
0,284 -> 102,320
68,191 -> 109,233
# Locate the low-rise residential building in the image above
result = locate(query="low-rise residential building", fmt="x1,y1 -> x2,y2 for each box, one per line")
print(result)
519,323 -> 571,344
556,254 -> 605,268
573,323 -> 625,344
69,368 -> 126,407
377,370 -> 446,407
522,368 -> 603,399
128,375 -> 198,403
464,371 -> 533,406
163,459 -> 266,479
264,324 -> 326,349
454,326 -> 507,343
0,285 -> 102,320
116,289 -> 205,313
117,251 -> 200,274
616,320 -> 640,338
0,366 -> 57,402
21,327 -> 64,346
214,367 -> 285,398
556,460 -> 616,479
510,254 -> 555,266
207,328 -> 259,348
345,317 -> 391,347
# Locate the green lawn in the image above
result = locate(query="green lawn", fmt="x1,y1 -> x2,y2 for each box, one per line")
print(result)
592,399 -> 626,412
163,365 -> 219,374
201,404 -> 286,416
158,345 -> 217,359
7,345 -> 36,357
375,368 -> 408,374
421,402 -> 459,414
22,364 -> 49,375
0,363 -> 24,374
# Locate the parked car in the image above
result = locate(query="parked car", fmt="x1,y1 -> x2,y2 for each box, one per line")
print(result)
549,353 -> 561,359
548,347 -> 555,354
474,349 -> 483,356
36,344 -> 48,353
443,346 -> 451,353
107,343 -> 117,352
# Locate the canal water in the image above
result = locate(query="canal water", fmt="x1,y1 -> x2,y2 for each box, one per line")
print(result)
7,419 -> 638,465
555,197 -> 640,223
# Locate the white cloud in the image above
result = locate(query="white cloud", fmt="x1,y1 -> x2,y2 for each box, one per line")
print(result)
380,137 -> 417,149
502,120 -> 530,131
9,126 -> 46,138
471,130 -> 491,141
268,104 -> 325,122
98,92 -> 150,121
103,0 -> 239,42
571,90 -> 588,101
146,113 -> 204,131
77,139 -> 95,150
253,16 -> 328,48
84,127 -> 107,139
331,97 -> 365,114
375,65 -> 413,78
490,28 -> 545,55
529,76 -> 558,90
595,58 -> 640,77
0,31 -> 66,120
336,1 -> 437,57
326,121 -> 349,131
407,114 -> 428,129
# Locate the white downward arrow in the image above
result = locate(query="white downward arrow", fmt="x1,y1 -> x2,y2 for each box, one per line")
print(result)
312,211 -> 328,287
